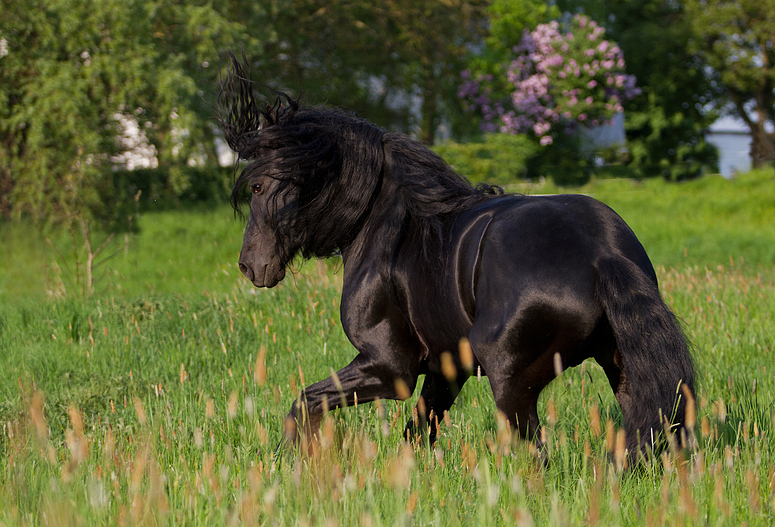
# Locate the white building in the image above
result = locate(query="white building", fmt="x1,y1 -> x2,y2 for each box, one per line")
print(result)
706,116 -> 752,178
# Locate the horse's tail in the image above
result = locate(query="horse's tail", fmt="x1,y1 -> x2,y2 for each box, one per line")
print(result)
595,255 -> 695,456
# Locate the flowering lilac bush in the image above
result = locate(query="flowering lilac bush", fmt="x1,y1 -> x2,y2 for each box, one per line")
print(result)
460,15 -> 640,146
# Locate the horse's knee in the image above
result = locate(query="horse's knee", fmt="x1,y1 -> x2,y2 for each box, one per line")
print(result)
500,397 -> 540,439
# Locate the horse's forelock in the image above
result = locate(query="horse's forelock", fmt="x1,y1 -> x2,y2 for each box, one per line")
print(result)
218,52 -> 300,161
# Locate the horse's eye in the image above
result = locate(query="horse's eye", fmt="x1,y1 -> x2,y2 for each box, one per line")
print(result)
251,184 -> 261,194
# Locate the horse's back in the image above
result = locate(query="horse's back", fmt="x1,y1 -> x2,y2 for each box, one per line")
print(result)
463,193 -> 651,359
397,193 -> 653,361
466,193 -> 655,286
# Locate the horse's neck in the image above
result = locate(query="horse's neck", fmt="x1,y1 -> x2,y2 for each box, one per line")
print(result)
340,172 -> 408,271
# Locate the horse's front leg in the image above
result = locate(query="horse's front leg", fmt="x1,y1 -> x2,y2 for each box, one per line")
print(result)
404,371 -> 469,445
284,353 -> 418,445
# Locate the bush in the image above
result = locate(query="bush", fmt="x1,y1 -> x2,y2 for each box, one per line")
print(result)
101,165 -> 234,231
432,134 -> 538,185
110,165 -> 233,206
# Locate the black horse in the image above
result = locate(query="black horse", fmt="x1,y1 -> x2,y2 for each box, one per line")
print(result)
218,55 -> 695,459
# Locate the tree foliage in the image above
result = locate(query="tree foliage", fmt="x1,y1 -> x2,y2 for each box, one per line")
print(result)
251,0 -> 488,144
601,0 -> 720,179
685,0 -> 775,167
1,0 -> 490,225
0,0 -> 258,224
2,0 -> 764,229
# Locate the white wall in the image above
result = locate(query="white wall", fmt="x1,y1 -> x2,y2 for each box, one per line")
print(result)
707,116 -> 752,178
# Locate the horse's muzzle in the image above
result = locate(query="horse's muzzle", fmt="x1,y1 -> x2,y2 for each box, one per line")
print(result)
238,260 -> 285,288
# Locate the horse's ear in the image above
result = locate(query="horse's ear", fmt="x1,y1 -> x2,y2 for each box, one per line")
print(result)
267,93 -> 299,126
264,103 -> 276,126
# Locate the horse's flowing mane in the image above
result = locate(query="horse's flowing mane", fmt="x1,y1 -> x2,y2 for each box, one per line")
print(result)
218,53 -> 502,264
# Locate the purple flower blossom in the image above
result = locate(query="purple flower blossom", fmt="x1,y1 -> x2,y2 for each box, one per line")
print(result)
459,14 -> 638,145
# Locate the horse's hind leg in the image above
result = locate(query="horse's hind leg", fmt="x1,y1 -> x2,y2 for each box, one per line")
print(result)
489,380 -> 542,440
468,334 -> 546,441
404,372 -> 468,444
596,346 -> 643,454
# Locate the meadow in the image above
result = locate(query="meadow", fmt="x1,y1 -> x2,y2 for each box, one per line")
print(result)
0,170 -> 774,525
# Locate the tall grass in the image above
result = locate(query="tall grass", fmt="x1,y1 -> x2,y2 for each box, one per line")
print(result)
0,170 -> 774,525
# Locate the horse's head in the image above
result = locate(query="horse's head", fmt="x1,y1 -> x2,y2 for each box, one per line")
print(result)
218,53 -> 304,288
237,171 -> 294,288
218,53 -> 385,288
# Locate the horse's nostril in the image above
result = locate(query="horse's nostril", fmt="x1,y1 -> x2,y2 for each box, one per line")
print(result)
238,262 -> 253,281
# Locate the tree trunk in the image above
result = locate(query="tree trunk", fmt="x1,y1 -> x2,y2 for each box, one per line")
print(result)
0,165 -> 12,218
731,93 -> 775,169
749,123 -> 775,169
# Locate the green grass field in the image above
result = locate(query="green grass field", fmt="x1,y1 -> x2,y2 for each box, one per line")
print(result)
0,170 -> 774,525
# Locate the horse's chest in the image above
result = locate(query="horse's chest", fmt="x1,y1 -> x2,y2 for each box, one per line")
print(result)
340,272 -> 468,360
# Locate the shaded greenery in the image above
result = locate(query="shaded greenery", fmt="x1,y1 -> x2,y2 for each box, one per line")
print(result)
684,0 -> 775,168
431,134 -> 538,185
103,165 -> 234,231
603,0 -> 721,180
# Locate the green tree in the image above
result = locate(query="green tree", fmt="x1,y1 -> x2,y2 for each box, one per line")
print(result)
377,0 -> 489,144
0,0 -> 258,223
252,0 -> 488,144
246,0 -> 406,128
555,0 -> 719,179
608,0 -> 719,179
685,0 -> 775,168
1,0 -> 129,224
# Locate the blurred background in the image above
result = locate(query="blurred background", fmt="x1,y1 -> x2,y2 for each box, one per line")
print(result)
1,0 -> 774,298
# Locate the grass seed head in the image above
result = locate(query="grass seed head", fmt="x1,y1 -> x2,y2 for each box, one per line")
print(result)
394,379 -> 411,400
385,443 -> 416,489
589,405 -> 601,437
546,397 -> 557,427
133,397 -> 147,425
30,391 -> 48,442
605,419 -> 615,452
614,429 -> 627,471
553,352 -> 563,377
681,383 -> 696,430
458,337 -> 474,372
254,347 -> 268,386
227,391 -> 239,420
440,352 -> 457,381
